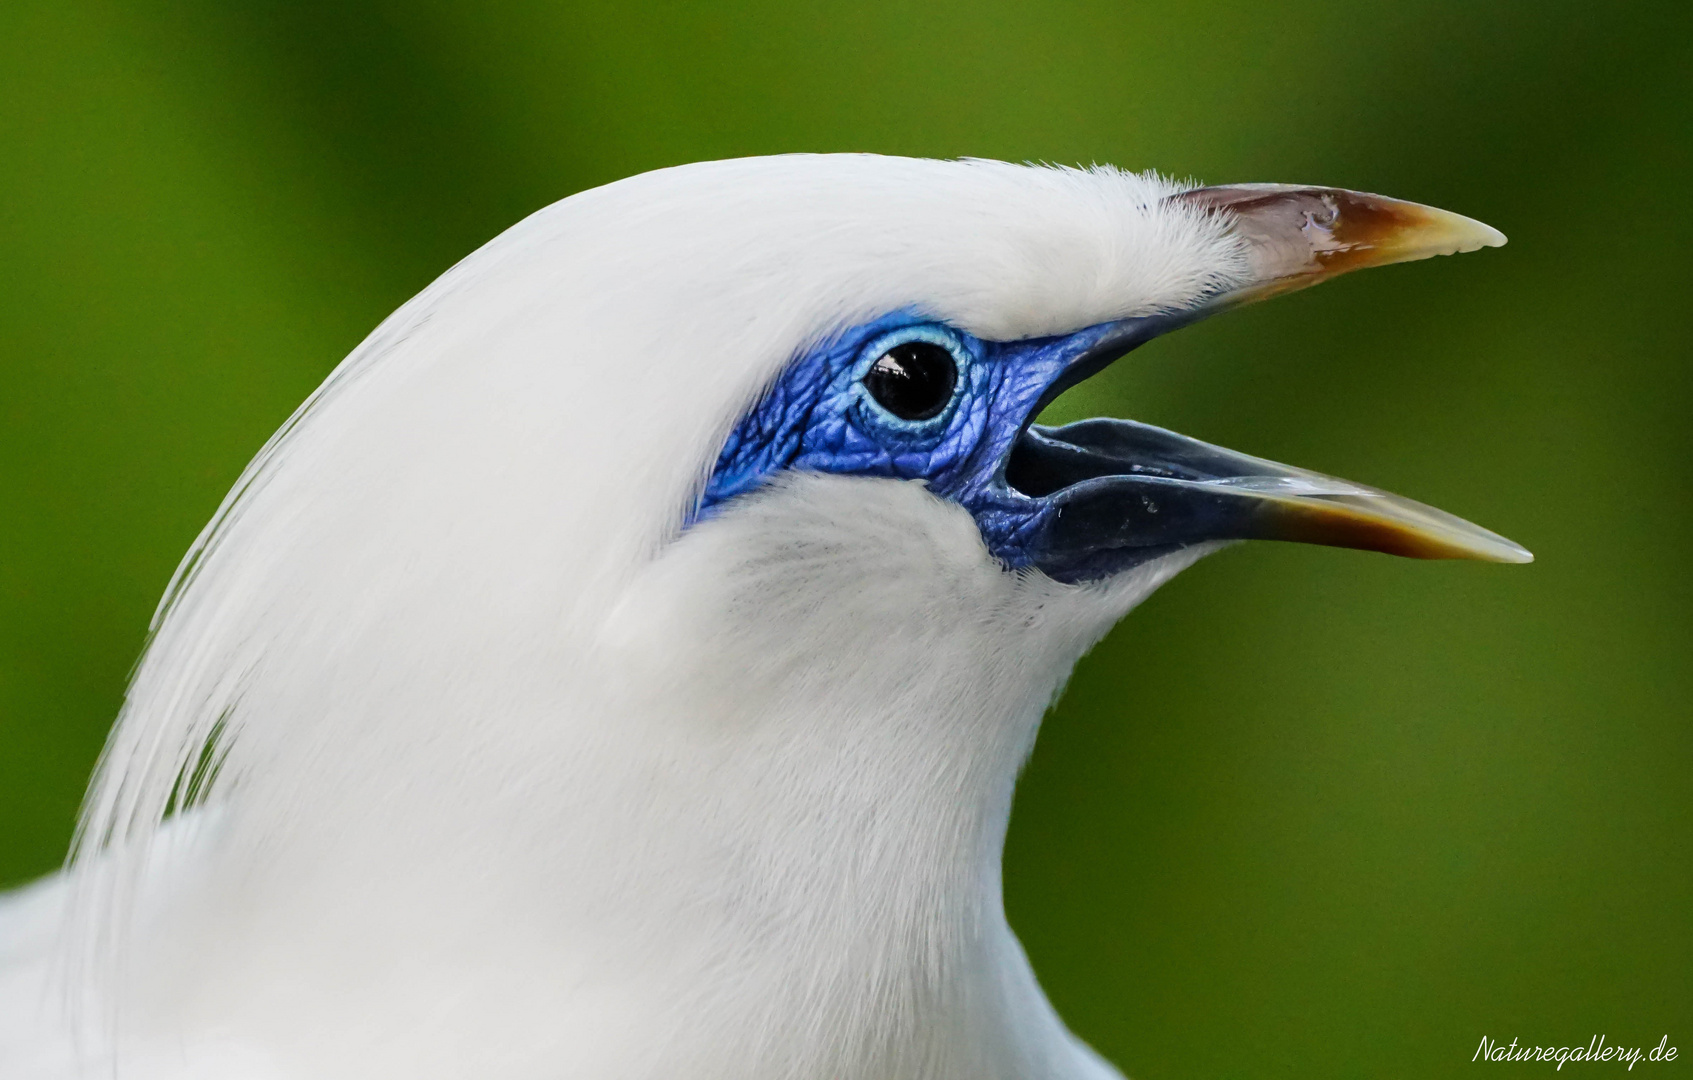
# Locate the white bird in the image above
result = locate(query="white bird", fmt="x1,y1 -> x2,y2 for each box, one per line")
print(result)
0,155 -> 1527,1080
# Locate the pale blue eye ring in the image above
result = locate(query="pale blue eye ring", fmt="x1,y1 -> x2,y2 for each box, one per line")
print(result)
850,324 -> 975,437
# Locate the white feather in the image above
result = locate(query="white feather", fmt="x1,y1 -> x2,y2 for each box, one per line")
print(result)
5,154 -> 1247,1078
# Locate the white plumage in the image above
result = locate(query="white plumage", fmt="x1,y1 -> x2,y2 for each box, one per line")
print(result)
0,154 -> 1513,1079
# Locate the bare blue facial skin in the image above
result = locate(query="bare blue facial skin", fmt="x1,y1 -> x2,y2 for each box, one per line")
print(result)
697,310 -> 1199,583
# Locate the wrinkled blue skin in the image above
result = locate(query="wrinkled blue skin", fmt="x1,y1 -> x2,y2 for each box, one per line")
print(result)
698,310 -> 1172,577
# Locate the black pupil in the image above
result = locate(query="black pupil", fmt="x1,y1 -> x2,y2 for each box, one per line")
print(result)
862,341 -> 957,422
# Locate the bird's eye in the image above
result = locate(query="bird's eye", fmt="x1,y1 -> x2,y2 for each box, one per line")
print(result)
862,341 -> 957,422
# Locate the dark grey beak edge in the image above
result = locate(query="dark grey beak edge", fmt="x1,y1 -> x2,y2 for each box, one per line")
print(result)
1008,419 -> 1532,583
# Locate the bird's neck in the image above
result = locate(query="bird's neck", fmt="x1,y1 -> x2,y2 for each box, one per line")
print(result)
147,646 -> 1083,1079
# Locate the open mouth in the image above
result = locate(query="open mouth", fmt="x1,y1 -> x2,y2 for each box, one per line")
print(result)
985,184 -> 1532,584
1004,416 -> 1530,582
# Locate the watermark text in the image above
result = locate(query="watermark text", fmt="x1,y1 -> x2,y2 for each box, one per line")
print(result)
1474,1036 -> 1678,1071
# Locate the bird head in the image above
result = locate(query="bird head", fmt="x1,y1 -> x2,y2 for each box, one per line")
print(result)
568,158 -> 1527,752
72,155 -> 1526,1079
696,180 -> 1527,584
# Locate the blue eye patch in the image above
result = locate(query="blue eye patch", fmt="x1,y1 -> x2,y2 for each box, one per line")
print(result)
695,310 -> 1159,570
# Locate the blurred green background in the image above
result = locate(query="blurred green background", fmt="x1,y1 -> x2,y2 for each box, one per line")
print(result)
2,1 -> 1688,1076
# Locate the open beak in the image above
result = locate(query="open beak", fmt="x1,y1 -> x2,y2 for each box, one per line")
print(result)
1005,184 -> 1530,583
